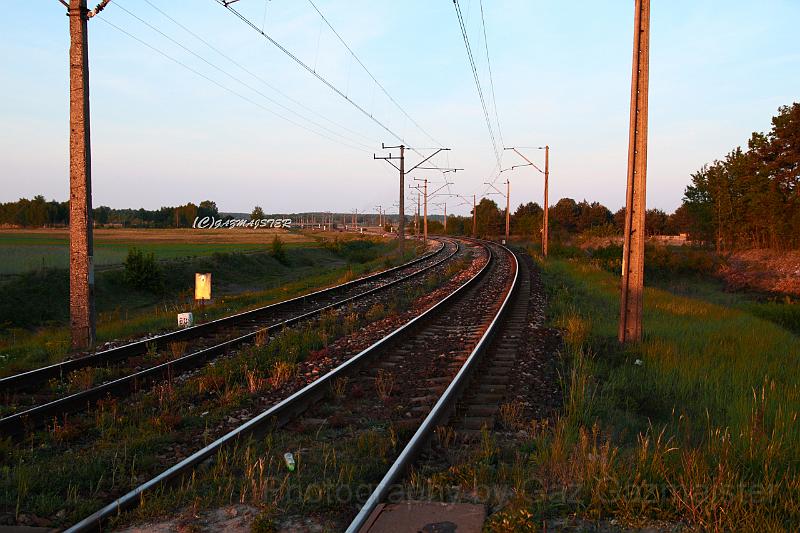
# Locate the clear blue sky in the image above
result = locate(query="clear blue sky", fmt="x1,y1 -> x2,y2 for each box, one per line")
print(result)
1,1 -> 798,216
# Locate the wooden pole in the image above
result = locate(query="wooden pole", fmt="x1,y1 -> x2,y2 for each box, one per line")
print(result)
472,194 -> 477,237
619,0 -> 650,343
423,179 -> 428,243
398,145 -> 405,250
543,145 -> 549,257
69,0 -> 95,350
505,179 -> 510,242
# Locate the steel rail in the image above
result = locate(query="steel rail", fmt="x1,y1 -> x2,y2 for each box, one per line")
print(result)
0,240 -> 446,393
65,239 -> 493,533
346,243 -> 519,533
1,240 -> 460,437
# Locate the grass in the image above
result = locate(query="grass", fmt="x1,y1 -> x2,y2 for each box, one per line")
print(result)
538,258 -> 799,528
405,253 -> 800,531
0,228 -> 318,275
0,236 -> 418,376
0,255 -> 458,529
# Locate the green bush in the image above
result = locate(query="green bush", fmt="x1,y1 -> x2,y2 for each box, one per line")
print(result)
123,247 -> 163,293
588,243 -> 719,278
271,235 -> 288,265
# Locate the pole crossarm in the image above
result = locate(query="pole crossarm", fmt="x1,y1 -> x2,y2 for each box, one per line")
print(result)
504,147 -> 545,173
406,148 -> 450,173
483,182 -> 507,198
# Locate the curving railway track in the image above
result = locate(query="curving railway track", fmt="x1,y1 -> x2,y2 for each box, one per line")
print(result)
59,238 -> 520,532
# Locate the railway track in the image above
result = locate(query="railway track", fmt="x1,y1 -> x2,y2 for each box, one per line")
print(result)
61,238 -> 518,532
0,239 -> 461,437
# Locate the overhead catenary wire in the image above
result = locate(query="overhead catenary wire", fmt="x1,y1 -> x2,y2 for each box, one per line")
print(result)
214,0 -> 415,151
140,0 -> 377,146
97,16 -> 370,153
452,0 -> 501,167
478,0 -> 504,149
119,0 -> 375,149
306,0 -> 444,150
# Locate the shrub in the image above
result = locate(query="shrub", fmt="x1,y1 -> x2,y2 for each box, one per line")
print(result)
271,235 -> 288,265
123,247 -> 163,293
587,243 -> 718,278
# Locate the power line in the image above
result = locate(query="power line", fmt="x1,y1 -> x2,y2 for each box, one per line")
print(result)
115,0 -> 373,150
214,0 -> 413,150
97,16 -> 370,153
453,0 -> 500,166
140,0 -> 377,146
479,0 -> 504,148
306,0 -> 444,149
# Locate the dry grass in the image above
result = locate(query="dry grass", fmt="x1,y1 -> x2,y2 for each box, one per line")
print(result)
499,401 -> 526,431
169,341 -> 188,359
374,369 -> 395,401
269,361 -> 296,390
245,366 -> 268,394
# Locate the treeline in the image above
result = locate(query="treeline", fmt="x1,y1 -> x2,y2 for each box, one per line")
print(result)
432,197 -> 689,241
683,103 -> 800,250
0,197 -> 221,228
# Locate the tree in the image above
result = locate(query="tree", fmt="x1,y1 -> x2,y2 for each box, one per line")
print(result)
251,206 -> 265,220
474,198 -> 503,237
198,200 -> 219,219
645,209 -> 669,236
511,202 -> 542,238
550,198 -> 579,234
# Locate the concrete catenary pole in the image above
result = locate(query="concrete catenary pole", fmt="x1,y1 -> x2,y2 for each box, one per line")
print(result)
472,194 -> 477,238
505,179 -> 510,242
69,0 -> 96,350
543,145 -> 550,257
423,179 -> 428,243
399,146 -> 405,250
443,203 -> 447,232
619,0 -> 650,343
415,192 -> 420,237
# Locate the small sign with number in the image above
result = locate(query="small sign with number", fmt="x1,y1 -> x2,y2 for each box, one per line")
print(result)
178,312 -> 193,328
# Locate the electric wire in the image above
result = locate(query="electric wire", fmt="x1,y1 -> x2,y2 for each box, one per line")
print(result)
479,0 -> 504,148
214,0 -> 413,150
118,0 -> 374,149
453,0 -> 501,166
306,0 -> 444,149
97,16 -> 370,153
140,0 -> 376,146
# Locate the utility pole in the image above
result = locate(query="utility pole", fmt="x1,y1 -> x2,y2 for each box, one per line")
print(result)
415,191 -> 420,237
472,194 -> 477,237
413,178 -> 429,243
619,0 -> 650,344
543,146 -> 549,256
375,145 -> 454,251
505,145 -> 550,256
62,0 -> 110,350
505,179 -> 510,243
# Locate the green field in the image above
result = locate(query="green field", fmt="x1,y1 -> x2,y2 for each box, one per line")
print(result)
0,230 -> 415,375
0,230 -> 315,275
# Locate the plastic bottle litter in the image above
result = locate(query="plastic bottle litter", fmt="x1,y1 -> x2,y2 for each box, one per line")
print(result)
284,452 -> 296,472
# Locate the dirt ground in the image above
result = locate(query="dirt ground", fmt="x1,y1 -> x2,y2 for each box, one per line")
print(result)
720,249 -> 800,296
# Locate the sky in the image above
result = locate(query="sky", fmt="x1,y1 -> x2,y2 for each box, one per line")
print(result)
1,0 -> 798,217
